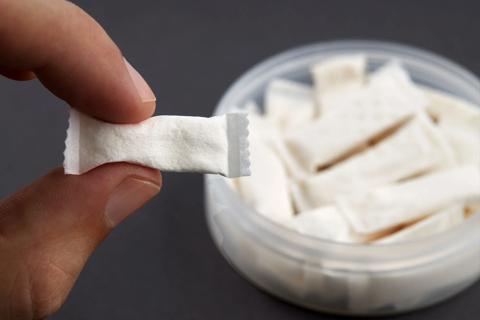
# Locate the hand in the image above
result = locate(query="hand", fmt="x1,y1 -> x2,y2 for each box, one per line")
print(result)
0,1 -> 162,319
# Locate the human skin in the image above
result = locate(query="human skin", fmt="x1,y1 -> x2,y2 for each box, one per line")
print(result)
0,0 -> 162,319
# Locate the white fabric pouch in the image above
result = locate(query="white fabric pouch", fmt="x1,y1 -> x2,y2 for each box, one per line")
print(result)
289,206 -> 355,243
337,165 -> 480,234
234,114 -> 294,223
64,109 -> 250,177
375,204 -> 465,244
264,79 -> 316,131
312,54 -> 366,94
312,54 -> 366,114
423,87 -> 480,166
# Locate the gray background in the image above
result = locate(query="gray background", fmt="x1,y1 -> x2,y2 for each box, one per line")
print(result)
0,0 -> 479,319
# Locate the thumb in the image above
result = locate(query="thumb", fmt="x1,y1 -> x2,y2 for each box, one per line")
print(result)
0,164 -> 161,320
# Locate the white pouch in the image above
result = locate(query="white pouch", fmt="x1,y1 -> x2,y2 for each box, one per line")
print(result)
375,204 -> 465,244
422,86 -> 480,122
337,165 -> 480,235
312,55 -> 366,114
423,87 -> 480,165
318,62 -> 426,118
289,206 -> 355,243
265,79 -> 316,131
285,80 -> 425,171
250,114 -> 308,180
235,115 -> 294,223
286,205 -> 399,244
292,113 -> 456,209
367,61 -> 429,114
312,55 -> 366,92
64,109 -> 250,177
369,62 -> 422,93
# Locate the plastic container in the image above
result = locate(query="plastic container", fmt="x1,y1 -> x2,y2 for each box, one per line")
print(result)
204,40 -> 480,316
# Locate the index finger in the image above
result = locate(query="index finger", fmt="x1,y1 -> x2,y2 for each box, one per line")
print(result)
0,0 -> 156,123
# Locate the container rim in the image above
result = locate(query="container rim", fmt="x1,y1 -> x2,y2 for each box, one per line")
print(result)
211,40 -> 480,263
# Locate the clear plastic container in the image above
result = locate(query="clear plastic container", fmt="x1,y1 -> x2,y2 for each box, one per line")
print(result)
204,40 -> 480,316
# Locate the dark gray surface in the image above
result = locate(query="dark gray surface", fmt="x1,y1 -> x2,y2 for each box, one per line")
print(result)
0,0 -> 479,319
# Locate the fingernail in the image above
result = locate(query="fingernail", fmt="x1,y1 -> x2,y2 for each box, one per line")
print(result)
105,177 -> 160,228
124,58 -> 156,106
